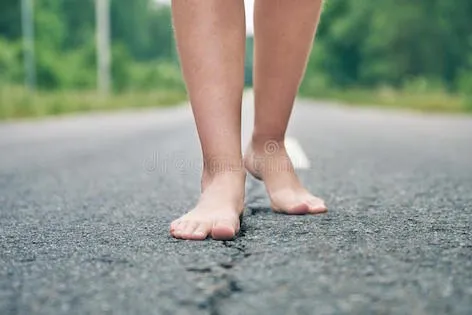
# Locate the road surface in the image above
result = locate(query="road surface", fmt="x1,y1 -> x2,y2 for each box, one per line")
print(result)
1,93 -> 471,314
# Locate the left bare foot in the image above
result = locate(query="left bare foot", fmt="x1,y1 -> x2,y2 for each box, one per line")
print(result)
170,169 -> 246,240
244,138 -> 327,215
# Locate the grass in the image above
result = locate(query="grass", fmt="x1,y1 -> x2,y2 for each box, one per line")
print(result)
300,87 -> 472,114
0,86 -> 188,120
1,85 -> 471,121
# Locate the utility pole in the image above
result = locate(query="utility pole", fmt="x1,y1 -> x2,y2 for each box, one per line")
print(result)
95,0 -> 111,95
21,0 -> 36,92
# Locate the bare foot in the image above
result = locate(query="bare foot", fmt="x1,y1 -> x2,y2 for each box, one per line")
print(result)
244,139 -> 327,215
170,170 -> 246,240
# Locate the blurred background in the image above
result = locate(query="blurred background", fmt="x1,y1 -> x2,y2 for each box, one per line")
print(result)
0,0 -> 471,120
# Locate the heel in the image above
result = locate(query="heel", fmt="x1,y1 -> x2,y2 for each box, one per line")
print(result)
247,170 -> 263,181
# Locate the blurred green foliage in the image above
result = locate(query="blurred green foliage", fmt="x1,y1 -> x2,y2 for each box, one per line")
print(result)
299,0 -> 472,112
307,0 -> 472,88
0,0 -> 471,117
0,0 -> 182,93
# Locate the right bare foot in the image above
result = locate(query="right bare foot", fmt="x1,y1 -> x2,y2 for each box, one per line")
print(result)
170,170 -> 245,240
244,138 -> 327,215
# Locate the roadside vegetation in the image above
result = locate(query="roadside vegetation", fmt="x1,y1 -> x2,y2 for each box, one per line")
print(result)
0,86 -> 186,120
0,2 -> 186,120
298,0 -> 472,114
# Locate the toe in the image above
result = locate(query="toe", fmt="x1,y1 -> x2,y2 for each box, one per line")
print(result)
170,221 -> 182,237
211,220 -> 237,240
170,219 -> 181,232
270,190 -> 311,215
180,222 -> 199,239
287,203 -> 310,215
271,198 -> 310,214
307,198 -> 327,214
172,221 -> 188,239
189,222 -> 211,240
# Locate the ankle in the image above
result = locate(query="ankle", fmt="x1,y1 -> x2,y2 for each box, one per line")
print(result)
201,167 -> 246,193
251,132 -> 285,144
201,157 -> 244,185
250,135 -> 286,155
203,156 -> 243,175
245,139 -> 293,178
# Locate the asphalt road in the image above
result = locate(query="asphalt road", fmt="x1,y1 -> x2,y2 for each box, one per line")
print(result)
1,93 -> 471,315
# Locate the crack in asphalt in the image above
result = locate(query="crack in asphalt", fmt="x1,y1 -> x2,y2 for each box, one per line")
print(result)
185,224 -> 250,315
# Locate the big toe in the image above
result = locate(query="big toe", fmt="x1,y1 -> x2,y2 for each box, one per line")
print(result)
307,198 -> 327,214
287,203 -> 311,215
211,219 -> 238,240
271,194 -> 310,215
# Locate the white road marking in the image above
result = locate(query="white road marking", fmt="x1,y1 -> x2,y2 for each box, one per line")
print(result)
285,137 -> 310,169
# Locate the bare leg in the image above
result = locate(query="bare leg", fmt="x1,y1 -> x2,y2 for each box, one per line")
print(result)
244,0 -> 327,214
170,0 -> 246,240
